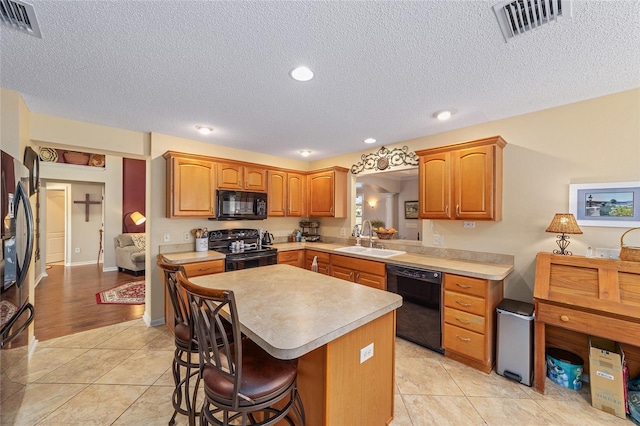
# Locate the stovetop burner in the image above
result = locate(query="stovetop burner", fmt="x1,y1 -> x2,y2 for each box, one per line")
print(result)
208,228 -> 275,257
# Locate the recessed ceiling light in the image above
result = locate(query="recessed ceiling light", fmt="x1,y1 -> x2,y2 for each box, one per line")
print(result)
196,125 -> 214,135
364,138 -> 377,144
434,110 -> 452,121
299,150 -> 312,157
290,66 -> 314,82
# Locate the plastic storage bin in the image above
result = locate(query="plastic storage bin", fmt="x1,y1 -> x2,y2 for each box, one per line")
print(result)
496,298 -> 535,386
546,347 -> 583,390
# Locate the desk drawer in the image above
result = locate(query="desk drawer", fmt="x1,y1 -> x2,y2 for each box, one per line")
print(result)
444,308 -> 485,334
444,291 -> 485,317
536,302 -> 640,346
443,323 -> 485,362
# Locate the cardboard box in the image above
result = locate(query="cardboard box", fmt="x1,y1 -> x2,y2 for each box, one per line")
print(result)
589,336 -> 626,419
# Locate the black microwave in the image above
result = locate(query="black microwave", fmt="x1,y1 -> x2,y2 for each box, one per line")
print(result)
215,190 -> 267,220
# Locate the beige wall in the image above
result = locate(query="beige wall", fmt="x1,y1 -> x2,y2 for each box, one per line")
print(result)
311,89 -> 640,300
3,87 -> 639,324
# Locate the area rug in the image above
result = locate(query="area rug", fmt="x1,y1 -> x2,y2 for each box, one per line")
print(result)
96,280 -> 145,305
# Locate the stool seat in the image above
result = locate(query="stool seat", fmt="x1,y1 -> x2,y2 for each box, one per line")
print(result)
202,338 -> 298,403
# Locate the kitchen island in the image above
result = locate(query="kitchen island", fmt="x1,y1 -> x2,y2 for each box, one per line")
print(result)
190,264 -> 402,426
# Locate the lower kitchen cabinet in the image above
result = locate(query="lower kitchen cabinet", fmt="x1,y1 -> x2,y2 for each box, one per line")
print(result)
442,273 -> 503,373
277,249 -> 304,268
305,250 -> 330,275
330,254 -> 386,290
163,259 -> 224,334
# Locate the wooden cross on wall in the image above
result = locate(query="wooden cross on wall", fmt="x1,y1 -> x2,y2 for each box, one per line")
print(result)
74,193 -> 102,222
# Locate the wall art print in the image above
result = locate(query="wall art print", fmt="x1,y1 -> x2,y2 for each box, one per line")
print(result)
569,181 -> 640,227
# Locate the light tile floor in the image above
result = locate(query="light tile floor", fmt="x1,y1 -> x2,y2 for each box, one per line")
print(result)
0,320 -> 633,425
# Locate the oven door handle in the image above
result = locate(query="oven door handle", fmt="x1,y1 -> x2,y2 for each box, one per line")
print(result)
229,254 -> 275,262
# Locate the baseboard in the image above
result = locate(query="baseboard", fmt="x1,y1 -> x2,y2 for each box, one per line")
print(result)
143,311 -> 165,327
28,336 -> 39,360
103,266 -> 118,272
67,260 -> 102,267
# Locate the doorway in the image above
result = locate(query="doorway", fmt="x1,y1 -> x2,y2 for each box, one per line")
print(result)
45,187 -> 66,264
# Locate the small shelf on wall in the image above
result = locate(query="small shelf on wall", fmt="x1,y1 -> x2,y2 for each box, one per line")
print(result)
38,147 -> 105,168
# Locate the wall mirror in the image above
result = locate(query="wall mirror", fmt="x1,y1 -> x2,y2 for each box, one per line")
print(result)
354,167 -> 421,240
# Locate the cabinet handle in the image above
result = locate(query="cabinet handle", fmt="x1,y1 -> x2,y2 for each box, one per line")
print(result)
456,335 -> 472,342
330,206 -> 334,215
445,205 -> 449,216
198,267 -> 210,272
455,317 -> 471,325
456,283 -> 472,289
560,315 -> 569,322
325,266 -> 329,274
456,300 -> 472,307
356,272 -> 360,281
456,204 -> 459,217
349,271 -> 354,280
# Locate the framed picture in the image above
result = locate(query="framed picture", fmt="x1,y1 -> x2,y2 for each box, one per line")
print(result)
404,200 -> 419,219
569,181 -> 640,227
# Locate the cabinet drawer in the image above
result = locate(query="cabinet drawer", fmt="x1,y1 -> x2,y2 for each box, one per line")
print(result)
330,254 -> 386,277
182,260 -> 224,277
444,274 -> 486,298
444,290 -> 485,317
444,307 -> 485,334
443,323 -> 485,362
278,250 -> 302,263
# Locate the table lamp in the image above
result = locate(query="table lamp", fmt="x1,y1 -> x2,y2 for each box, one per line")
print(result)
545,213 -> 582,255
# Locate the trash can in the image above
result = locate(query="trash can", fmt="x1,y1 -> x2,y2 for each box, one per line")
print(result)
496,298 -> 535,386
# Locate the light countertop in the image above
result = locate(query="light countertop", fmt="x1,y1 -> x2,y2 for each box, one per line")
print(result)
190,264 -> 402,359
274,242 -> 513,280
163,242 -> 513,280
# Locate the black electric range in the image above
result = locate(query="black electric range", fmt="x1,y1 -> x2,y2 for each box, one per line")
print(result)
208,228 -> 277,271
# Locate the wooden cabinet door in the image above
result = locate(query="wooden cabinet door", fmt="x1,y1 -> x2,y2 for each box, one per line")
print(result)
287,172 -> 306,217
308,171 -> 335,217
355,271 -> 386,290
217,162 -> 243,190
268,170 -> 286,217
419,152 -> 451,219
305,250 -> 330,275
168,156 -> 216,218
453,145 -> 495,220
244,166 -> 267,191
331,264 -> 355,282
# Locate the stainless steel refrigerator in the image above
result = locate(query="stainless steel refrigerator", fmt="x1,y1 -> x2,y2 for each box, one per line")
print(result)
1,149 -> 36,348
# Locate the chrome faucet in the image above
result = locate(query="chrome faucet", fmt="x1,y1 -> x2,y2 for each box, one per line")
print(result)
360,220 -> 374,248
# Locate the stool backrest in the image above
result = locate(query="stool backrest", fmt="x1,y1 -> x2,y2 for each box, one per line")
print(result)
156,254 -> 190,328
176,270 -> 245,409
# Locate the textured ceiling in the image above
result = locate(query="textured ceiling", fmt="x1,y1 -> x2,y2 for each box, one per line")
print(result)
1,1 -> 639,161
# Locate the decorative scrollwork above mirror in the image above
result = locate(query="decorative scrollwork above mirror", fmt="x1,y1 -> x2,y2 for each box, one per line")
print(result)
350,146 -> 419,174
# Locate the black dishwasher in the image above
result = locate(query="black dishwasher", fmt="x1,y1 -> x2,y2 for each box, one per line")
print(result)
386,264 -> 443,353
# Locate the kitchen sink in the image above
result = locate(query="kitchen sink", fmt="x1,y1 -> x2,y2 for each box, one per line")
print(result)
334,246 -> 406,258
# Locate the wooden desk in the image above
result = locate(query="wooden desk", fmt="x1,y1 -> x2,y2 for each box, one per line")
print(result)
191,264 -> 402,425
533,253 -> 640,393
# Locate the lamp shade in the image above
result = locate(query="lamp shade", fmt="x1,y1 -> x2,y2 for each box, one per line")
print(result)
123,211 -> 146,232
129,211 -> 146,226
545,213 -> 582,234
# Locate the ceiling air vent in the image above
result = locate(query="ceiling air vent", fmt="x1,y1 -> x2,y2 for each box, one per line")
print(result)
493,0 -> 572,42
0,0 -> 41,38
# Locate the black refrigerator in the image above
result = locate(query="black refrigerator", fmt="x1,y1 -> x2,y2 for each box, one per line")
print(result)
1,149 -> 35,348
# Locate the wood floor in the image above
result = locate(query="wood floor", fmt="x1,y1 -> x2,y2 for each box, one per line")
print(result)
35,264 -> 145,342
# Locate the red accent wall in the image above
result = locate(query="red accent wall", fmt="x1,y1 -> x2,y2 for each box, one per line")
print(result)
122,158 -> 146,233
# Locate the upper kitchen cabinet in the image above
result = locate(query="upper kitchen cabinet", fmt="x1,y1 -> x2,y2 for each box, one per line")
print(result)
268,170 -> 306,217
307,167 -> 349,218
416,136 -> 506,221
217,161 -> 267,192
164,152 -> 216,218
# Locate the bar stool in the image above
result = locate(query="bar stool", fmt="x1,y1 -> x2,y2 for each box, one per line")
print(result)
157,255 -> 200,426
177,270 -> 305,426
